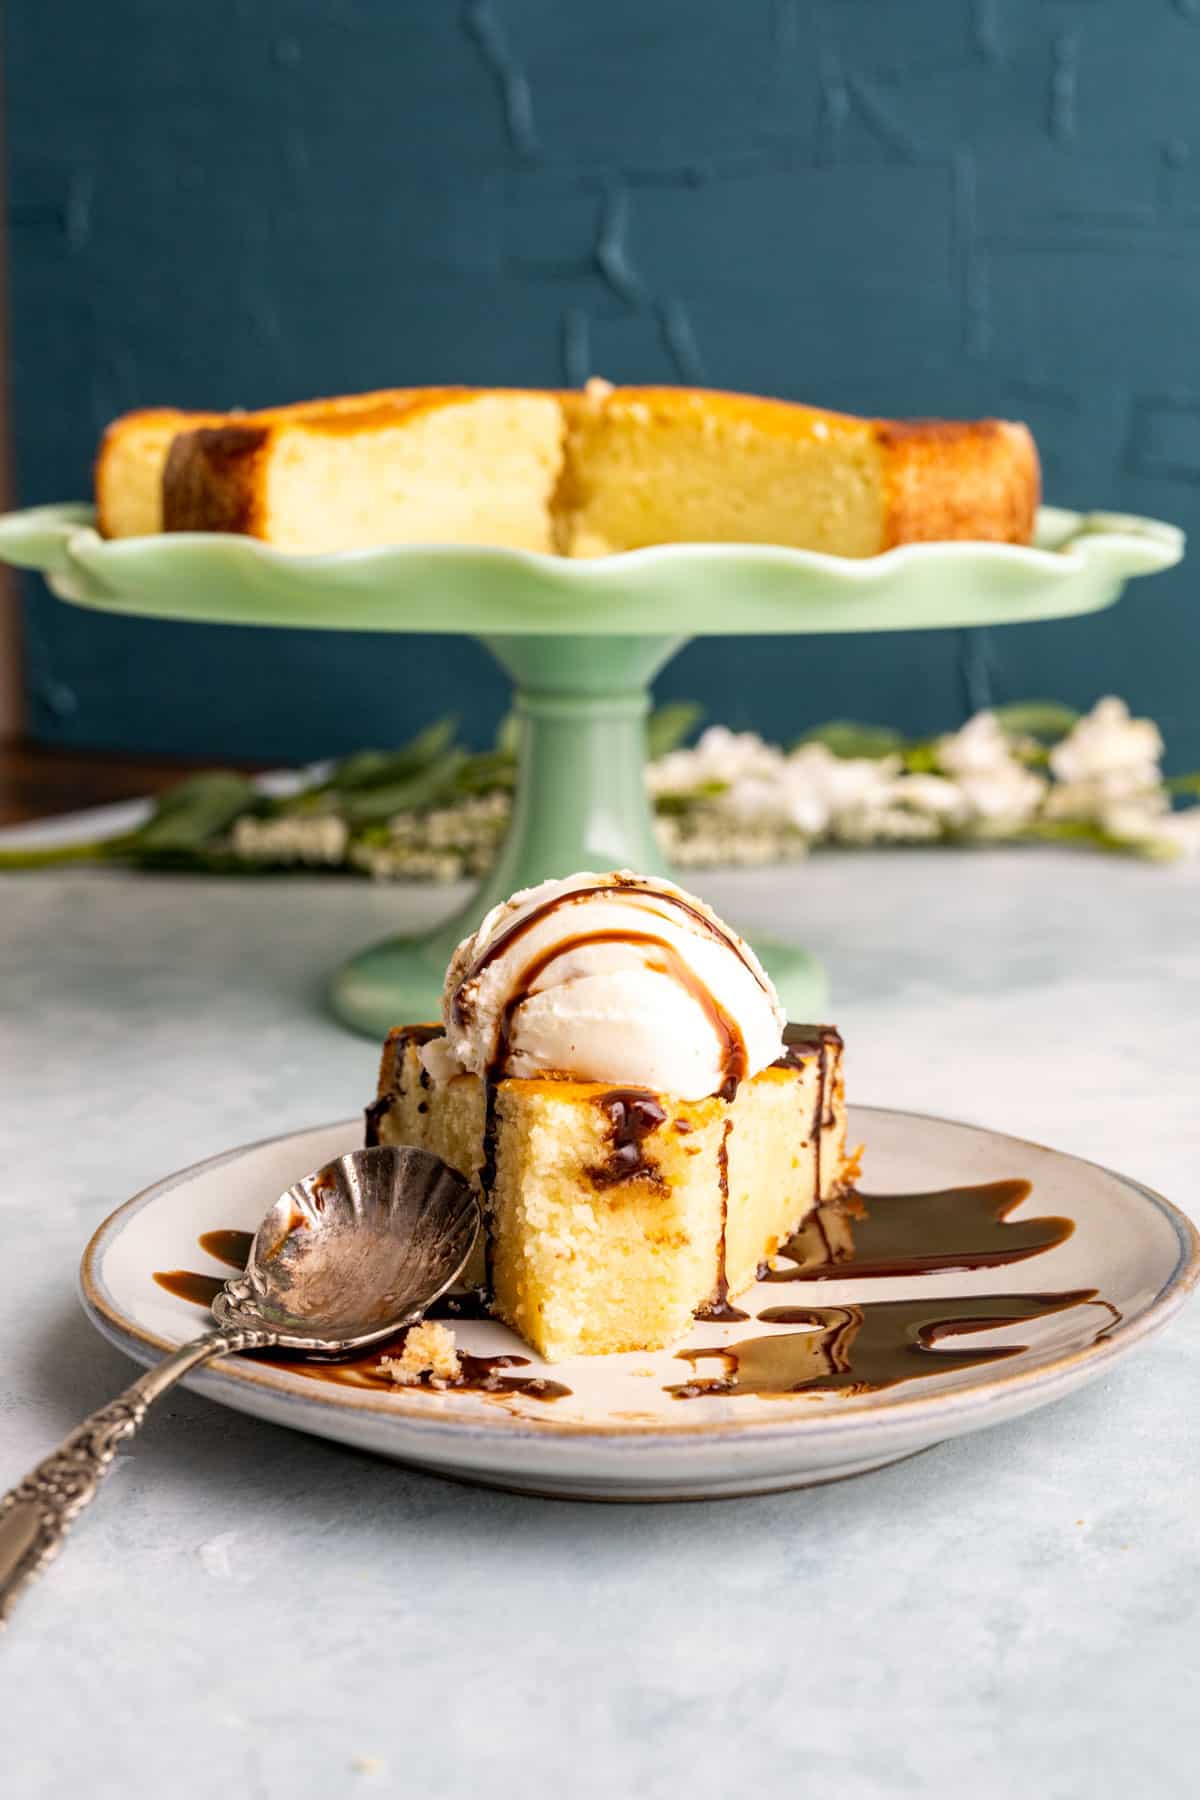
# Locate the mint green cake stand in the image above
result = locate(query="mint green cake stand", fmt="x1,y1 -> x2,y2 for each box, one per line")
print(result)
0,502 -> 1183,1036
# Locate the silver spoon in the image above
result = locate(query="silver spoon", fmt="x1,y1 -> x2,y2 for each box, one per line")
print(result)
0,1144 -> 479,1624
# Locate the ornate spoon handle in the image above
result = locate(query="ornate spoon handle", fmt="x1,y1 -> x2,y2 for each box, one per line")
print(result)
0,1324 -> 275,1625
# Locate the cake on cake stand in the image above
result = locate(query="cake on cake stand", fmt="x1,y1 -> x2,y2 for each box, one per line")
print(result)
0,502 -> 1182,1036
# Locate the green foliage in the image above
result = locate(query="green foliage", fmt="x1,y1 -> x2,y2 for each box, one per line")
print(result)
0,768 -> 259,871
1020,817 -> 1179,861
124,771 -> 258,852
453,750 -> 518,796
0,697 -> 1187,877
989,701 -> 1080,740
493,712 -> 522,757
335,751 -> 467,824
646,701 -> 703,759
317,716 -> 459,795
791,719 -> 906,759
901,741 -> 942,774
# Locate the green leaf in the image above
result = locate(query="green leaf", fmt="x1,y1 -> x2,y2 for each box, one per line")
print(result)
793,720 -> 906,760
322,716 -> 458,793
494,712 -> 522,757
652,781 -> 728,814
1166,773 -> 1200,797
337,750 -> 466,824
453,750 -> 518,796
646,701 -> 703,759
1019,817 -> 1179,861
125,772 -> 257,853
0,838 -> 117,870
902,741 -> 941,774
990,701 -> 1080,741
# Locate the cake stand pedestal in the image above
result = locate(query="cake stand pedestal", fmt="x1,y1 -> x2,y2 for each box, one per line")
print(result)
333,630 -> 825,1035
0,503 -> 1182,1036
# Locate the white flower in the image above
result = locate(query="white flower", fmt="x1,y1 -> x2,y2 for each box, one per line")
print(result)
936,712 -> 1021,778
783,744 -> 903,833
1044,781 -> 1169,830
956,764 -> 1047,833
1098,796 -> 1171,838
887,773 -> 969,823
231,814 -> 349,865
647,725 -> 783,796
934,712 -> 1046,831
1049,697 -> 1163,788
1149,809 -> 1200,856
832,803 -> 944,844
830,767 -> 969,843
654,811 -> 809,869
724,773 -> 807,830
726,750 -> 970,843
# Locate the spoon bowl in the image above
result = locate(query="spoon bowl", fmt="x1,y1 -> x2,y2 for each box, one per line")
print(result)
213,1145 -> 481,1350
0,1143 -> 480,1624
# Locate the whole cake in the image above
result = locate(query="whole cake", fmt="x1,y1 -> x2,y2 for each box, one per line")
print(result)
96,380 -> 1039,558
366,871 -> 852,1360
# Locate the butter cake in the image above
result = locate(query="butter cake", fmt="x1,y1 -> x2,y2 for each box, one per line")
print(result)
559,383 -> 1038,557
364,872 -> 850,1361
97,381 -> 1039,558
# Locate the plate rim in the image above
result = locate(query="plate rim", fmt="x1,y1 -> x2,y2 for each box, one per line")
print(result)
79,1106 -> 1200,1446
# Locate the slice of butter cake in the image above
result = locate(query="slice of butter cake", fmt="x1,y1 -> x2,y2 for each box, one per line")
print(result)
362,870 -> 851,1361
368,1020 -> 847,1360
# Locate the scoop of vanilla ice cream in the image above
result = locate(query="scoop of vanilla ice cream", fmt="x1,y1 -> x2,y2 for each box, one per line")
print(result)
430,871 -> 785,1100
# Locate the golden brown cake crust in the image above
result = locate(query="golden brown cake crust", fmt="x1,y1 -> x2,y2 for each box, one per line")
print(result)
874,417 -> 1040,548
162,425 -> 271,535
95,407 -> 226,538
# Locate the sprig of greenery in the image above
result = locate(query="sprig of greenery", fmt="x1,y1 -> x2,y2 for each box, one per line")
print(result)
646,700 -> 704,759
2,700 -> 1196,877
791,720 -> 906,759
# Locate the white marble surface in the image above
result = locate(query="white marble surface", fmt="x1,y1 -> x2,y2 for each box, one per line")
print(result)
2,853 -> 1198,1799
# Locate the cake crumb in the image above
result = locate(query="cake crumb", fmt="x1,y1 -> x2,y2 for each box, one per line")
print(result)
840,1143 -> 866,1188
380,1320 -> 461,1387
352,1756 -> 384,1776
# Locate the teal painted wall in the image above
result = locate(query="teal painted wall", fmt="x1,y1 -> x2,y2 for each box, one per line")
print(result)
5,2 -> 1198,763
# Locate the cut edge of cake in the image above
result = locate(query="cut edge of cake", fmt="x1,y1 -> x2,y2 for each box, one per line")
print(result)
159,388 -> 565,554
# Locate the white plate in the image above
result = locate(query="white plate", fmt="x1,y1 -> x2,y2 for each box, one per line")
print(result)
80,1108 -> 1199,1501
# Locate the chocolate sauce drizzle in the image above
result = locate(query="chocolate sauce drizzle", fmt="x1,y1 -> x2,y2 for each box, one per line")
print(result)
763,1179 -> 1074,1284
669,1289 -> 1107,1399
450,877 -> 762,1094
696,1119 -> 747,1322
152,1228 -> 569,1401
366,1023 -> 443,1144
363,1095 -> 391,1147
773,1022 -> 841,1203
153,1268 -> 226,1308
200,1228 -> 254,1269
478,1075 -> 501,1300
453,877 -> 770,1021
266,1336 -> 570,1402
587,1089 -> 668,1188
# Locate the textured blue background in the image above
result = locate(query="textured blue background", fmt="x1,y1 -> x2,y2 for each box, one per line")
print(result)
5,1 -> 1198,763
